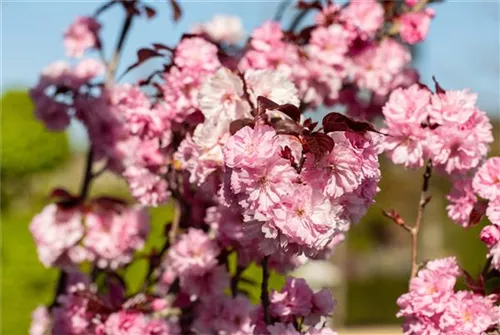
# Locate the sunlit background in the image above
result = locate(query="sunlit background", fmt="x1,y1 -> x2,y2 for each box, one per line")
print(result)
1,1 -> 499,334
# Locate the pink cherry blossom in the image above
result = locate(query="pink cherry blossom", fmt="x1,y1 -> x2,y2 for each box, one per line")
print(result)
267,323 -> 300,335
446,176 -> 480,227
487,198 -> 500,225
63,16 -> 101,58
480,224 -> 500,247
342,0 -> 384,39
382,85 -> 431,125
83,205 -> 150,269
167,228 -> 219,276
179,265 -> 230,301
270,277 -> 314,320
473,157 -> 500,201
399,9 -> 435,45
192,15 -> 245,44
30,306 -> 50,335
244,69 -> 300,107
30,204 -> 84,268
123,167 -> 170,207
174,37 -> 220,72
104,310 -> 147,335
429,89 -> 478,124
308,24 -> 353,66
144,318 -> 180,335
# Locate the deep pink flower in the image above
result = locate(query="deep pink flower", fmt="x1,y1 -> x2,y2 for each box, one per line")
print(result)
104,310 -> 147,335
179,265 -> 230,301
267,323 -> 300,335
270,277 -> 314,320
399,9 -> 435,45
480,224 -> 500,247
63,16 -> 101,58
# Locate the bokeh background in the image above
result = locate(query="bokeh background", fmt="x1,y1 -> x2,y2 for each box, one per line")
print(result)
1,1 -> 499,334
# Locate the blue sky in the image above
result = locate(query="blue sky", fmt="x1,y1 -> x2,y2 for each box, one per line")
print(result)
1,0 -> 499,116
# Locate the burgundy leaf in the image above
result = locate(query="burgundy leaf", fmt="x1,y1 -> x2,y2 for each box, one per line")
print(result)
272,118 -> 303,136
124,48 -> 163,75
230,118 -> 254,135
280,146 -> 296,166
275,104 -> 301,122
50,188 -> 74,200
169,0 -> 182,22
152,43 -> 174,52
432,76 -> 446,94
256,96 -> 279,116
302,132 -> 334,160
322,112 -> 382,135
143,5 -> 156,18
469,201 -> 487,227
297,0 -> 323,11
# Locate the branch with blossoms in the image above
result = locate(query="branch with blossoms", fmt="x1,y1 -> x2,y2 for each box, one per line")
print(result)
24,0 -> 500,334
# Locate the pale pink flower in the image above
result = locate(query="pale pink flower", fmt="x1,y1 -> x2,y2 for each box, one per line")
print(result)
399,9 -> 435,45
192,15 -> 245,44
270,277 -> 313,320
123,167 -> 170,207
83,206 -> 150,269
223,125 -> 278,169
244,69 -> 300,107
489,242 -> 500,270
487,198 -> 500,225
104,310 -> 147,335
446,177 -> 480,227
30,306 -> 50,335
167,228 -> 219,276
64,16 -> 101,58
315,4 -> 341,26
382,85 -> 431,125
342,0 -> 384,39
249,21 -> 283,52
30,204 -> 84,268
382,124 -> 427,169
439,291 -> 497,334
174,37 -> 220,72
308,24 -> 353,66
306,328 -> 338,335
473,157 -> 500,201
52,288 -> 98,335
350,39 -> 412,96
73,58 -> 105,81
429,89 -> 478,124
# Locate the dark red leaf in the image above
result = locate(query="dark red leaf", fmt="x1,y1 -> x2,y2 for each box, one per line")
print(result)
256,96 -> 279,116
152,43 -> 174,52
124,48 -> 163,75
302,132 -> 334,160
275,104 -> 301,122
322,112 -> 382,135
280,146 -> 295,165
432,76 -> 446,95
469,201 -> 487,227
169,0 -> 182,22
297,0 -> 323,11
272,118 -> 303,136
185,109 -> 205,126
50,188 -> 74,200
230,118 -> 254,135
144,5 -> 156,18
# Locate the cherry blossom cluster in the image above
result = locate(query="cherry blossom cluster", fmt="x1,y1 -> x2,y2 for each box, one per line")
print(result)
397,257 -> 500,335
382,83 -> 493,172
30,0 -> 491,334
30,197 -> 149,269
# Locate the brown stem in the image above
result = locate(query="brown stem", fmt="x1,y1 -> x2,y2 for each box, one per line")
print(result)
410,160 -> 433,278
106,13 -> 134,86
79,148 -> 94,200
168,199 -> 182,245
261,256 -> 271,324
231,265 -> 245,298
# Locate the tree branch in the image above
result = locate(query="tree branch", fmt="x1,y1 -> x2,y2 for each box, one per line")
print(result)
261,256 -> 271,324
231,265 -> 245,298
274,0 -> 293,22
106,12 -> 134,86
410,160 -> 433,278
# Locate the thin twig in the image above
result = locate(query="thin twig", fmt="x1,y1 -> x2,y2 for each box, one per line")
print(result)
168,199 -> 182,245
231,265 -> 245,298
410,160 -> 433,278
106,12 -> 134,86
79,148 -> 94,200
49,271 -> 68,310
288,6 -> 311,32
273,0 -> 293,22
261,256 -> 271,324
